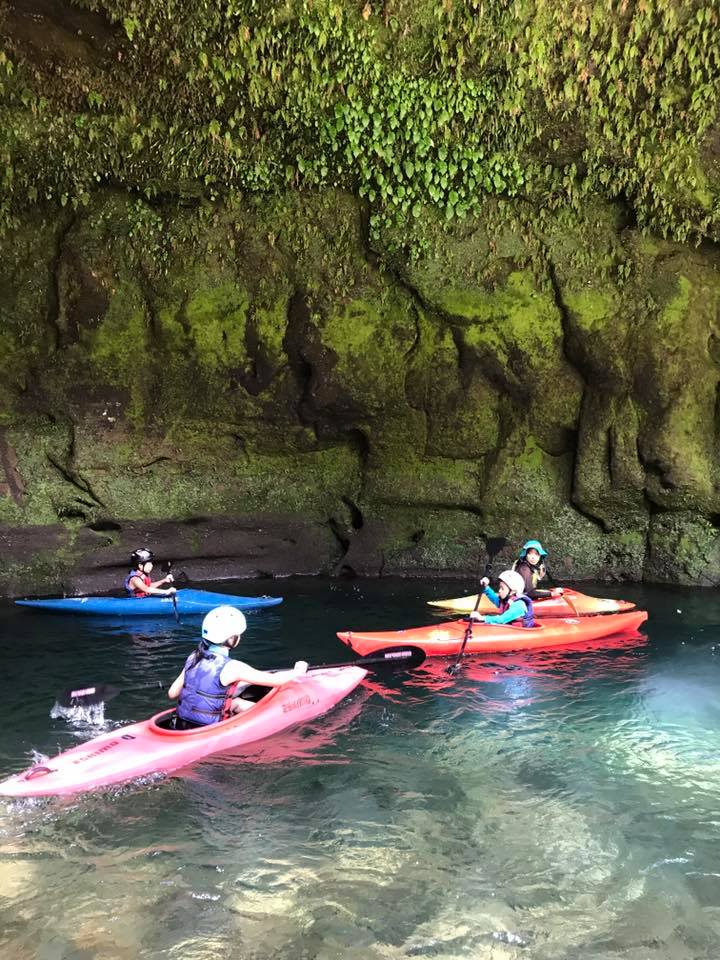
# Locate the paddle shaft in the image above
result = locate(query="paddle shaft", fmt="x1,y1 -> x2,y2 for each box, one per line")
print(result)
162,561 -> 181,622
447,591 -> 483,673
310,645 -> 425,671
543,567 -> 579,616
447,536 -> 507,673
58,646 -> 425,707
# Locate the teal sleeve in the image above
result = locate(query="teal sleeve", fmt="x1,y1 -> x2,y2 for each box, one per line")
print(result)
483,585 -> 500,608
481,599 -> 525,625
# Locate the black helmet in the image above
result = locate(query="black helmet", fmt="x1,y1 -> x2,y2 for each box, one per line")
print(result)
131,548 -> 154,568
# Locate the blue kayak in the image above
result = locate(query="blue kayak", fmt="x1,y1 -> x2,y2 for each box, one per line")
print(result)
15,588 -> 283,617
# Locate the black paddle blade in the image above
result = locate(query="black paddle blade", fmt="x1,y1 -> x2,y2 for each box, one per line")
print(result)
361,645 -> 426,670
161,560 -> 189,582
485,536 -> 508,561
57,683 -> 120,708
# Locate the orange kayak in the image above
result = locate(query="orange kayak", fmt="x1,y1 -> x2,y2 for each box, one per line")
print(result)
427,588 -> 636,617
338,609 -> 648,658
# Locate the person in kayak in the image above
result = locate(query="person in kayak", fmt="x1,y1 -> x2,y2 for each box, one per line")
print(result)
512,539 -> 564,601
469,570 -> 535,627
168,605 -> 308,729
124,548 -> 176,598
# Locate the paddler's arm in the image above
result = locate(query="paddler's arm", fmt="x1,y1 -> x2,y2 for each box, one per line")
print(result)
220,660 -> 308,688
129,575 -> 177,597
482,599 -> 527,625
468,579 -> 497,623
168,669 -> 185,699
480,579 -> 501,609
528,587 -> 553,599
531,563 -> 558,598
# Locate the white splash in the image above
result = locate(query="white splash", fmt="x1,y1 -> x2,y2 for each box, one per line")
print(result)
49,701 -> 106,725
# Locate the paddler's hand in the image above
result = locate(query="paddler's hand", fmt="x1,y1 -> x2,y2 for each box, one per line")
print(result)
469,611 -> 483,622
479,576 -> 490,588
293,660 -> 308,675
166,573 -> 174,584
166,586 -> 177,596
550,587 -> 564,597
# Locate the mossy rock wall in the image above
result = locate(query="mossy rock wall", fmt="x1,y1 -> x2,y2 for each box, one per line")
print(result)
1,190 -> 720,594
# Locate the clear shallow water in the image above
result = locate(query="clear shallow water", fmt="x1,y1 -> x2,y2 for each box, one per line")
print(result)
1,577 -> 719,960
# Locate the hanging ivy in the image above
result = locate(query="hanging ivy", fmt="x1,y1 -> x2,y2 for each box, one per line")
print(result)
0,0 -> 718,243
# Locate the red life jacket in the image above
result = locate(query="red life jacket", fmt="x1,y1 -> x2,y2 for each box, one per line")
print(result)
124,571 -> 152,598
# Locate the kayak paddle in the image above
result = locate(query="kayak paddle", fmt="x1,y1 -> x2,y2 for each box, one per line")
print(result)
171,593 -> 180,622
160,560 -> 182,622
162,559 -> 189,584
543,567 -> 580,616
310,645 -> 426,672
56,679 -> 169,708
447,536 -> 507,674
560,591 -> 579,617
55,645 -> 426,709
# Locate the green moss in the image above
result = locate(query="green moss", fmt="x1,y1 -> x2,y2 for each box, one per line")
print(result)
484,434 -> 571,514
646,513 -> 720,585
67,422 -> 364,521
365,451 -> 481,509
635,236 -> 661,257
88,302 -> 147,380
380,507 -> 487,575
437,272 -> 554,345
5,419 -> 82,526
253,296 -> 289,371
83,284 -> 149,422
657,274 -> 691,333
563,289 -> 618,331
0,489 -> 23,524
184,284 -> 249,374
316,288 -> 417,413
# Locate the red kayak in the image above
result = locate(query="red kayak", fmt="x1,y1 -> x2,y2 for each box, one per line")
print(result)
0,666 -> 366,798
428,588 -> 636,617
338,610 -> 648,658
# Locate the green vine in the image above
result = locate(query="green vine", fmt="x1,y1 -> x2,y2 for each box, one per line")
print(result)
0,0 -> 718,243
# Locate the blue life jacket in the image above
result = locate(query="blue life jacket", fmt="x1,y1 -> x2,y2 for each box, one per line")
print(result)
499,593 -> 536,628
176,647 -> 230,726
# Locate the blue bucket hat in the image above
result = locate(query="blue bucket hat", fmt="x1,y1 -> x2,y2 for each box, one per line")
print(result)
519,540 -> 547,559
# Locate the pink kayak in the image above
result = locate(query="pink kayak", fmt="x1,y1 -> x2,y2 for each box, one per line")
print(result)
0,666 -> 366,798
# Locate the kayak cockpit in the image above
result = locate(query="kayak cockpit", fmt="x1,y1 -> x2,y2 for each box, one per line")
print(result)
150,684 -> 275,735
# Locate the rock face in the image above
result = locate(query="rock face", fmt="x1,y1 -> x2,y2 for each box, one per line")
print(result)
1,191 -> 720,595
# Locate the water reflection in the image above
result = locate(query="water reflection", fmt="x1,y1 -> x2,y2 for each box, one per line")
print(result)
1,580 -> 720,959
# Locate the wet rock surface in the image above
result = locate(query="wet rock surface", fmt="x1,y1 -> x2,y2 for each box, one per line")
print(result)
2,193 -> 720,595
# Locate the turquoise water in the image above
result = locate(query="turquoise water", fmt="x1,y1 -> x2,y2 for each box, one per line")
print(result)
1,578 -> 719,960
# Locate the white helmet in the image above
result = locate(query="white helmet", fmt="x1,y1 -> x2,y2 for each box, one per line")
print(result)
497,570 -> 525,597
201,606 -> 247,646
